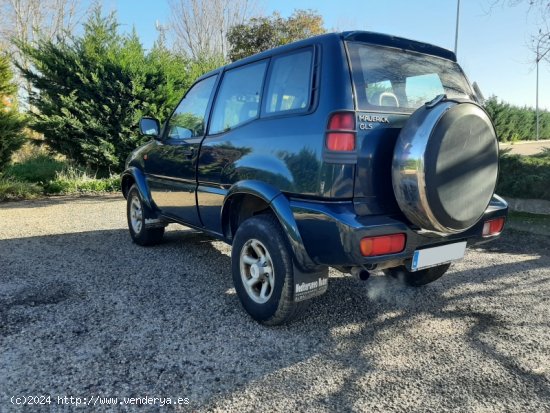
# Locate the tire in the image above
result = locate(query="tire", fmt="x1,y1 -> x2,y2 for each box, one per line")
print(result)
126,184 -> 165,246
384,263 -> 451,287
231,214 -> 308,325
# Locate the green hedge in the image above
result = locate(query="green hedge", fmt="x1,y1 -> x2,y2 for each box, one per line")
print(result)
496,150 -> 550,201
485,96 -> 550,142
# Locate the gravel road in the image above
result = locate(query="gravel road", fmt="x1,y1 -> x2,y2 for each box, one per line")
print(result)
1,195 -> 549,412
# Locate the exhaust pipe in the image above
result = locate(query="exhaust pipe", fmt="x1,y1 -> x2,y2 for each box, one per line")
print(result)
351,267 -> 370,281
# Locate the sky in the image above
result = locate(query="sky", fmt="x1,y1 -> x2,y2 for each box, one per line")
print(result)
104,0 -> 549,110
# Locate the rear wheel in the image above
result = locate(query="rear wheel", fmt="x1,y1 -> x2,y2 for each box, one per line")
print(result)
127,185 -> 165,246
384,263 -> 451,287
231,214 -> 307,325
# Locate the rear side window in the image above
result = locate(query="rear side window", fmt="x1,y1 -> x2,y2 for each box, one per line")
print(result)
209,60 -> 268,134
264,49 -> 313,114
347,43 -> 474,112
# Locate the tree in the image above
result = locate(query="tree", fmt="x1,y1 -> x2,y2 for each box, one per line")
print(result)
18,7 -> 195,174
227,9 -> 325,62
168,0 -> 258,60
0,51 -> 26,169
484,95 -> 550,141
0,0 -> 83,105
492,1 -> 550,63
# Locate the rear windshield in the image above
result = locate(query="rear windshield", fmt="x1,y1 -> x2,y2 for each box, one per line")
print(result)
346,42 -> 474,112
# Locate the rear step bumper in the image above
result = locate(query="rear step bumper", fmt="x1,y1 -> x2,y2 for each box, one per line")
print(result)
290,194 -> 508,269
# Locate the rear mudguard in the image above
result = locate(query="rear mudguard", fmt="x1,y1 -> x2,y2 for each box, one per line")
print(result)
222,180 -> 328,302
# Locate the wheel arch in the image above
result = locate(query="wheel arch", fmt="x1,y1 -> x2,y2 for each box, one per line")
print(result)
221,180 -> 317,271
121,167 -> 154,212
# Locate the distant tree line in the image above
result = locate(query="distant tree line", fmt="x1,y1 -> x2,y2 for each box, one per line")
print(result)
1,0 -> 547,177
484,96 -> 550,142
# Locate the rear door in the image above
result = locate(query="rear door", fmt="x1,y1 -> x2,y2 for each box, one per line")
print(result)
145,75 -> 217,225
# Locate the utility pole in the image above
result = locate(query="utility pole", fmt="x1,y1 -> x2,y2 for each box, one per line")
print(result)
535,31 -> 550,141
536,41 -> 540,140
454,0 -> 460,57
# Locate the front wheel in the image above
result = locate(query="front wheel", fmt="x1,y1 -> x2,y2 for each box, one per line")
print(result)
126,185 -> 165,246
384,263 -> 451,287
231,214 -> 307,325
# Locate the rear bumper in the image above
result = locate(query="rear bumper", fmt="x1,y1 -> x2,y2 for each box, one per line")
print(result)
290,194 -> 508,269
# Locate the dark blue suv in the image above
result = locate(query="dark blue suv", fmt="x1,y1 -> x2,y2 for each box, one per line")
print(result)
122,31 -> 508,325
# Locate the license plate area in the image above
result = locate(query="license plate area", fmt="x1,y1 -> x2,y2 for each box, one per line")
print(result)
411,241 -> 467,272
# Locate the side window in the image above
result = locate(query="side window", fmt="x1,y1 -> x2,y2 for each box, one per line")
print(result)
209,60 -> 267,134
167,75 -> 217,140
265,49 -> 313,114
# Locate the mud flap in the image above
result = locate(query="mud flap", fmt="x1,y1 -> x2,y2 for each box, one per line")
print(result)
293,264 -> 329,302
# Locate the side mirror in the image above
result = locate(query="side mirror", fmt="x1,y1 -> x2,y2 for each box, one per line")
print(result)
139,117 -> 160,138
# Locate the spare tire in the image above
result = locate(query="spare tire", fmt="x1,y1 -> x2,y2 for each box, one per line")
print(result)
392,97 -> 499,234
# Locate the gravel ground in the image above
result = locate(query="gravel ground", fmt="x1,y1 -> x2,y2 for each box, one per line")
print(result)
500,140 -> 550,156
0,195 -> 549,412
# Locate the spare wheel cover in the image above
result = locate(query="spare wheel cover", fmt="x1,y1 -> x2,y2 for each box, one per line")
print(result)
392,100 -> 499,234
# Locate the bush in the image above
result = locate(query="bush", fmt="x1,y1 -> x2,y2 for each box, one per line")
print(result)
485,96 -> 549,142
18,6 -> 194,174
43,167 -> 120,194
4,153 -> 69,183
497,150 -> 550,201
0,178 -> 42,201
1,154 -> 121,201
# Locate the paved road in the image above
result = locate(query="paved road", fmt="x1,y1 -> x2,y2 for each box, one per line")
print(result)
500,140 -> 550,156
0,196 -> 549,412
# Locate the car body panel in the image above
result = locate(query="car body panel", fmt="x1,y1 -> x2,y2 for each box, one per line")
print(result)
144,137 -> 202,226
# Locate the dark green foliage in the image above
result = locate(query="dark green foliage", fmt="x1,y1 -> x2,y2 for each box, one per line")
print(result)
17,8 -> 195,174
485,96 -> 550,142
497,150 -> 550,201
0,53 -> 27,170
4,153 -> 69,183
227,9 -> 325,61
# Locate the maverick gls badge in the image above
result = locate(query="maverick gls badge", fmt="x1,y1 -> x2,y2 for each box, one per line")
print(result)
358,114 -> 390,129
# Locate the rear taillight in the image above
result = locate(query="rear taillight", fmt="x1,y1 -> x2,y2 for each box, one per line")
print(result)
360,233 -> 406,257
326,112 -> 355,151
482,217 -> 505,236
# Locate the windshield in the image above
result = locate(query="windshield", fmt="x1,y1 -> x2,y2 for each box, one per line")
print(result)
346,42 -> 474,112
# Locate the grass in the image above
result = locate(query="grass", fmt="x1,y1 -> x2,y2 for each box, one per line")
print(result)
44,167 -> 120,194
0,154 -> 120,201
507,211 -> 550,236
4,154 -> 69,183
0,178 -> 43,202
497,149 -> 550,201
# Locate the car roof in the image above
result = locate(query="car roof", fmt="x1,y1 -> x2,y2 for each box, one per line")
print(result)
197,30 -> 456,81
